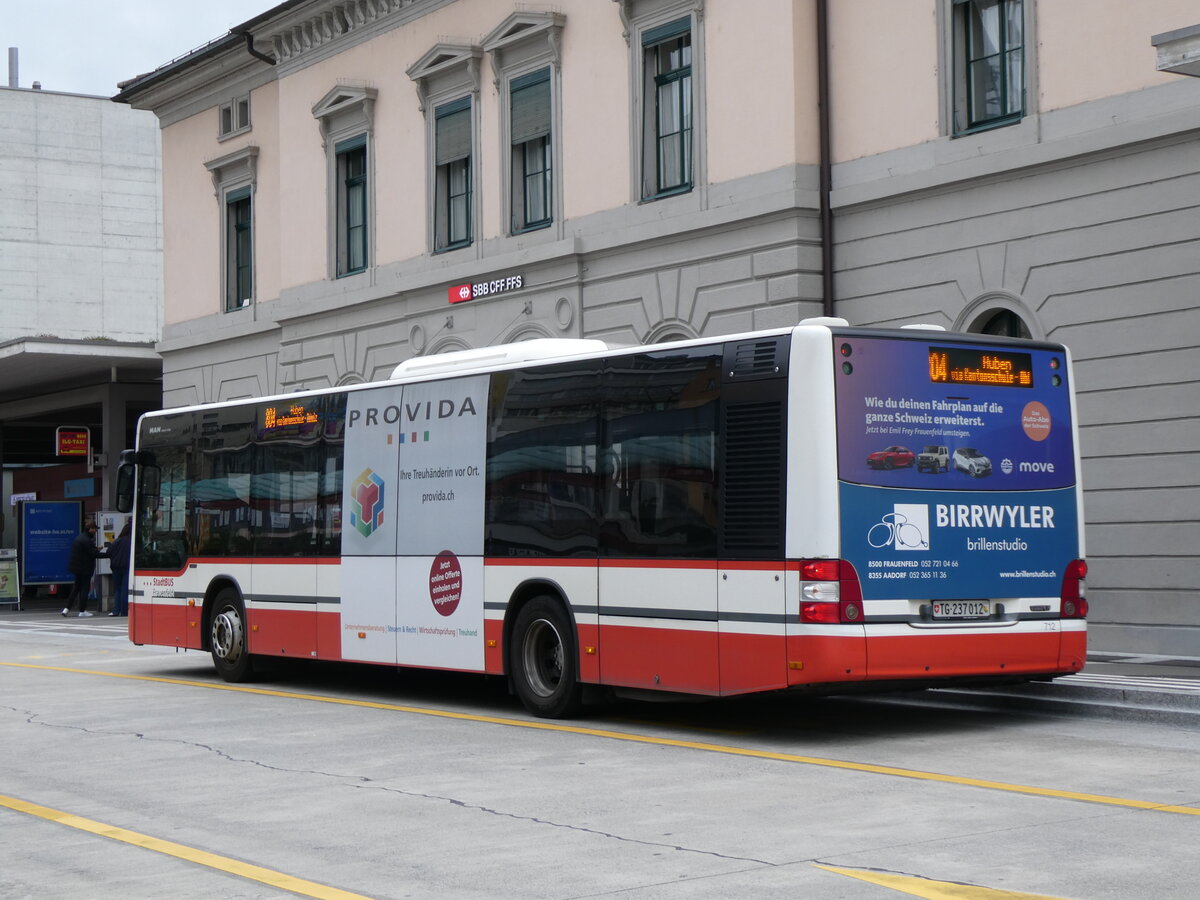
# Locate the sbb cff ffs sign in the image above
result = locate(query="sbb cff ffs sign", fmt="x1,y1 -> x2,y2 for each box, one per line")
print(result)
448,274 -> 523,304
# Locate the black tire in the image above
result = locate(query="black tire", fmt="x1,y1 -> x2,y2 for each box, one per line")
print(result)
510,596 -> 583,718
210,588 -> 254,683
883,458 -> 894,470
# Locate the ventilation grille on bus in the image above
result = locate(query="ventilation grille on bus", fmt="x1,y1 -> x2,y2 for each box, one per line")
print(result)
724,337 -> 788,381
721,400 -> 785,558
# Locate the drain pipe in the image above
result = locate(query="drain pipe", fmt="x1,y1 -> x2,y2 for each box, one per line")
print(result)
237,31 -> 276,66
817,0 -> 834,317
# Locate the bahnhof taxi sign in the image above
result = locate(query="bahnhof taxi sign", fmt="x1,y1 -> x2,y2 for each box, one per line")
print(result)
56,426 -> 90,457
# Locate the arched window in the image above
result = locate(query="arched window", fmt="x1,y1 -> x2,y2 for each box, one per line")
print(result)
956,294 -> 1040,340
977,309 -> 1031,339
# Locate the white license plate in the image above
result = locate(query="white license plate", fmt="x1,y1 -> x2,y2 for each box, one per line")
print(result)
931,600 -> 990,619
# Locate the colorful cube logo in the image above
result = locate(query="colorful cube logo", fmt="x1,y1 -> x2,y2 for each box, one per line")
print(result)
350,468 -> 386,537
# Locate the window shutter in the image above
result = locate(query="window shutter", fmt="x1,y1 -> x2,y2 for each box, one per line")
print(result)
642,16 -> 690,47
435,99 -> 472,165
510,70 -> 551,144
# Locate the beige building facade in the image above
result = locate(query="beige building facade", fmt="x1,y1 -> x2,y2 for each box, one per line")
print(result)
116,0 -> 1200,655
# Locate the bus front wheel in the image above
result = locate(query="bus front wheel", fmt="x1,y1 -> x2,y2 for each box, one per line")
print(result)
511,596 -> 583,719
210,589 -> 254,683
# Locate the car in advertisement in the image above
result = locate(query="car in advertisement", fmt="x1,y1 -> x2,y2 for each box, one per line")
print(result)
866,445 -> 915,470
953,447 -> 992,478
917,444 -> 949,473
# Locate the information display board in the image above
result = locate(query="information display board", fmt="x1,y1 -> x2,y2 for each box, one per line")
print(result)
19,501 -> 82,585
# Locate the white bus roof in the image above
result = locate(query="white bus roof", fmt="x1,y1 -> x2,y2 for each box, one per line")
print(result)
389,338 -> 610,378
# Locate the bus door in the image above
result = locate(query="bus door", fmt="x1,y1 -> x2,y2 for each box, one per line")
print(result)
248,426 -> 323,660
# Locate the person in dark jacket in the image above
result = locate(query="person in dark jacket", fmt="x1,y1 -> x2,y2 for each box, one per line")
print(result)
61,521 -> 106,618
107,522 -> 132,617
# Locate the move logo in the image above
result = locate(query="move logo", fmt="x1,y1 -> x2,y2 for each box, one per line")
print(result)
350,468 -> 386,538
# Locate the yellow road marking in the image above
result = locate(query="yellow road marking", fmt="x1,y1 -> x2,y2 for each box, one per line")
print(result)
815,864 -> 1067,899
5,661 -> 1200,817
0,793 -> 372,900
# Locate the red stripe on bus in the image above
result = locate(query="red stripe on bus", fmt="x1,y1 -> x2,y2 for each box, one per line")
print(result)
484,558 -> 792,572
137,556 -> 793,577
862,630 -> 1074,680
484,557 -> 595,568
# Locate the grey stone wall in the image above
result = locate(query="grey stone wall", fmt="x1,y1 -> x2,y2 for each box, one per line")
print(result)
832,88 -> 1200,656
0,87 -> 162,344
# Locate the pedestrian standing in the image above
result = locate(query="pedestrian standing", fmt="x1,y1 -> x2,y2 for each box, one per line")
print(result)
61,521 -> 106,618
107,522 -> 132,617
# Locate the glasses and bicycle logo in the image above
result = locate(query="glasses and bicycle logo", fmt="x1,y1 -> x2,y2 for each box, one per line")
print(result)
867,504 -> 930,551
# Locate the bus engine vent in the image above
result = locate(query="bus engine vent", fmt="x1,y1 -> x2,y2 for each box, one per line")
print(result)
720,399 -> 785,559
724,337 -> 789,381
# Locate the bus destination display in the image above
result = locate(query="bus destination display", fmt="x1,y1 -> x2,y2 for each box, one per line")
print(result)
262,403 -> 320,431
928,346 -> 1033,388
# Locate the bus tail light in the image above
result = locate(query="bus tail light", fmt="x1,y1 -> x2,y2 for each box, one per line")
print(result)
1061,559 -> 1088,619
799,559 -> 864,624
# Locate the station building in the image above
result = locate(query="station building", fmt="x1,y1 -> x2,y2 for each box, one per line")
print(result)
0,61 -> 162,554
113,1 -> 1200,655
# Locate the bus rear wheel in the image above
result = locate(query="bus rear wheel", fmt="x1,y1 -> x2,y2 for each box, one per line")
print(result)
210,589 -> 254,683
511,596 -> 583,719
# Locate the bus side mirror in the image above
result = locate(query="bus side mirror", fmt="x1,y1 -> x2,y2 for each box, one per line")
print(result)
116,464 -> 135,513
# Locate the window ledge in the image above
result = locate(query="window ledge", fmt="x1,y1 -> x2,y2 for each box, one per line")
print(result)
641,184 -> 694,203
953,114 -> 1023,139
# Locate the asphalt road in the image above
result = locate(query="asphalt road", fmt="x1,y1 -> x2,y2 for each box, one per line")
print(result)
3,610 -> 1199,899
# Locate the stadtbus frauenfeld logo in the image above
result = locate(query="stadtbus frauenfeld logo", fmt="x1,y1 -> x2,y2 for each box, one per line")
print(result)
350,468 -> 386,537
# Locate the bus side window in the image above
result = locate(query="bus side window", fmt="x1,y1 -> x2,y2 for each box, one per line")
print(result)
601,350 -> 720,559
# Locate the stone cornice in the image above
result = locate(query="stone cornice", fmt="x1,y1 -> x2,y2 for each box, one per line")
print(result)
115,0 -> 453,119
270,0 -> 429,64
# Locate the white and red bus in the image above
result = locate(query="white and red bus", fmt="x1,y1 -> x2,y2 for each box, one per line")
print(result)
116,319 -> 1086,717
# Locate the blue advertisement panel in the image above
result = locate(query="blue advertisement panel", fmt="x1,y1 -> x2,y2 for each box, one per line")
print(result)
834,334 -> 1078,601
20,501 -> 82,584
839,483 -> 1078,601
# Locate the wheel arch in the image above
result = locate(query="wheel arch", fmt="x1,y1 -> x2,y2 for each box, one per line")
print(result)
501,578 -> 575,678
200,576 -> 246,653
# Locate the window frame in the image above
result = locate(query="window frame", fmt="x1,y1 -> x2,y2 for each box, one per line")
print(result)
312,85 -> 376,279
205,146 -> 258,313
226,187 -> 253,311
433,97 -> 474,252
218,94 -> 251,140
482,12 -> 565,238
336,136 -> 369,276
619,0 -> 706,204
643,20 -> 693,198
950,0 -> 1026,136
509,68 -> 554,234
407,44 -> 483,255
